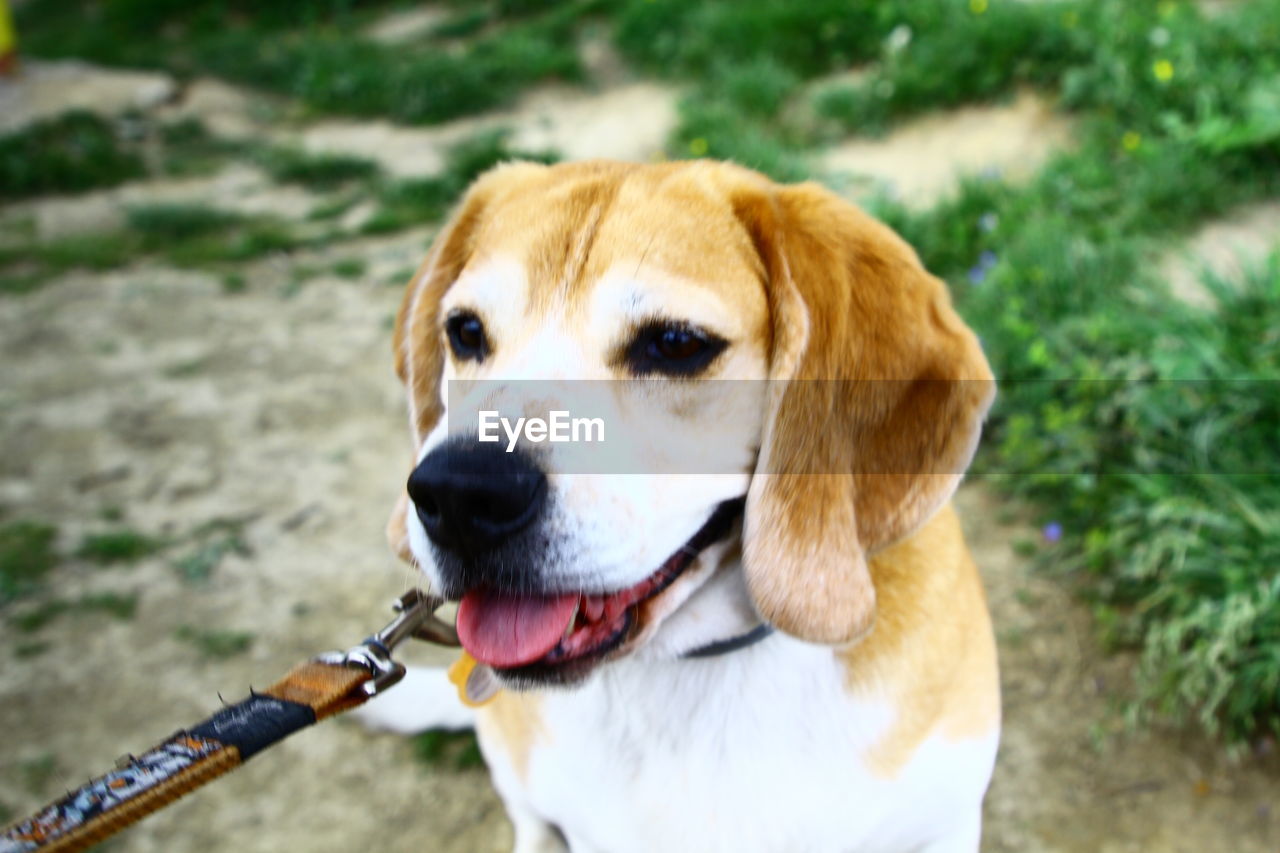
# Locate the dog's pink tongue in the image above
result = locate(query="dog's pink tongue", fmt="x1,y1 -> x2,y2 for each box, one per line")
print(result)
456,589 -> 578,668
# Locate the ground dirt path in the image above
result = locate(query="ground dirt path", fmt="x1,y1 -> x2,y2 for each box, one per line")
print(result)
1,61 -> 1277,853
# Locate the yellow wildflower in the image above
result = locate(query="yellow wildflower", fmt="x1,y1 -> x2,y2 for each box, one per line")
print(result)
1122,131 -> 1142,152
1153,59 -> 1174,82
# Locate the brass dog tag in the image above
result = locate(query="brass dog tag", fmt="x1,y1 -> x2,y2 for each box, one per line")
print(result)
448,651 -> 501,707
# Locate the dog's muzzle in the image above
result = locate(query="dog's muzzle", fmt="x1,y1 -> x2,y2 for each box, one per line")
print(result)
407,438 -> 547,561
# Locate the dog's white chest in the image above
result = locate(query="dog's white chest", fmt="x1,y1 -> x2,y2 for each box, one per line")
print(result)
479,636 -> 997,853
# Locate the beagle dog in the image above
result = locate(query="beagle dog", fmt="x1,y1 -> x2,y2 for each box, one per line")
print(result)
363,160 -> 999,852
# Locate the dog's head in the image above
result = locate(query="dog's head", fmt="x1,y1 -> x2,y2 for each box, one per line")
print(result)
387,160 -> 993,686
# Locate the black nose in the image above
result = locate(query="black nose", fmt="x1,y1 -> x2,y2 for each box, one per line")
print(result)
407,440 -> 547,556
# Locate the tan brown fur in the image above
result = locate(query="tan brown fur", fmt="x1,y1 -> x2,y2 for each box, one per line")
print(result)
734,179 -> 994,645
475,692 -> 547,783
839,504 -> 1000,777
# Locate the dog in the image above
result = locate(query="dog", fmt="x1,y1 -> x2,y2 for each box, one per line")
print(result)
361,159 -> 999,852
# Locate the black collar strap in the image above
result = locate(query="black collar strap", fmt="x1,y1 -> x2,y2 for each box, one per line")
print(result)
681,623 -> 775,659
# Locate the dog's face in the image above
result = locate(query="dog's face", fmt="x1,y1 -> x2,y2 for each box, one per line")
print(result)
388,160 -> 994,686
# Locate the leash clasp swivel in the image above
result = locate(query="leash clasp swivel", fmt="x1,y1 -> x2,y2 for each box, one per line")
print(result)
314,588 -> 460,697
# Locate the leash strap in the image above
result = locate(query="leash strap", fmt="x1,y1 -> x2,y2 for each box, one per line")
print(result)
0,590 -> 458,853
0,587 -> 770,851
0,662 -> 371,853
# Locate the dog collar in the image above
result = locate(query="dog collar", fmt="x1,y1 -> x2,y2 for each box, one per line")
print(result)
680,623 -> 775,659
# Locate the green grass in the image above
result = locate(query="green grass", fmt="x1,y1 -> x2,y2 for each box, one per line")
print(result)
431,8 -> 492,40
13,593 -> 139,633
330,258 -> 367,279
125,204 -> 243,241
172,518 -> 253,582
2,234 -> 134,276
159,118 -> 248,177
124,203 -> 315,265
306,196 -> 361,222
172,538 -> 246,581
75,530 -> 165,565
0,120 -> 558,291
978,257 -> 1280,741
13,641 -> 51,659
253,147 -> 380,189
834,0 -> 1280,740
0,117 -> 350,288
175,625 -> 255,658
385,266 -> 418,287
17,754 -> 58,795
0,111 -> 145,200
364,129 -> 559,234
0,521 -> 58,604
620,0 -> 1280,185
613,0 -> 887,79
413,729 -> 485,770
0,204 -> 324,288
164,357 -> 211,378
812,0 -> 1082,136
16,0 -> 591,125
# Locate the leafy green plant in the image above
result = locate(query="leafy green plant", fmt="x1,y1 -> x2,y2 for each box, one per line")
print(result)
872,125 -> 1279,741
172,516 -> 254,582
159,118 -> 246,177
820,0 -> 1280,744
17,0 -> 587,125
13,593 -> 139,632
254,147 -> 380,189
75,530 -> 164,565
816,0 -> 1082,133
175,625 -> 255,658
0,522 -> 58,604
17,754 -> 57,795
365,129 -> 559,233
330,258 -> 367,279
0,112 -> 144,200
413,729 -> 485,770
125,205 -> 242,242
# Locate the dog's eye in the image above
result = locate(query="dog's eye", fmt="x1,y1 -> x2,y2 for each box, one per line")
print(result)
625,321 -> 727,376
446,311 -> 489,362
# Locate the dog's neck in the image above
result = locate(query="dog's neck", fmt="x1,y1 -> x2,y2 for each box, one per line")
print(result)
638,543 -> 766,661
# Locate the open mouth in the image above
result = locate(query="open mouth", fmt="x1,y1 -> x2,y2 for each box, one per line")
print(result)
455,499 -> 743,681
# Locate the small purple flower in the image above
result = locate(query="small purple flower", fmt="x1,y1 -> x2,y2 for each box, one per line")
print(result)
1043,521 -> 1063,543
967,250 -> 998,284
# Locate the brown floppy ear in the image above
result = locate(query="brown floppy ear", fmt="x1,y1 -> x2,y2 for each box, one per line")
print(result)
737,181 -> 995,645
385,161 -> 549,562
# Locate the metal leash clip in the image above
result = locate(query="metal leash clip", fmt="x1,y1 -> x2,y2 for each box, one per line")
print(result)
315,588 -> 461,696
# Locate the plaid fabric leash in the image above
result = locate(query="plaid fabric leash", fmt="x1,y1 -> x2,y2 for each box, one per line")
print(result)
0,590 -> 458,853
